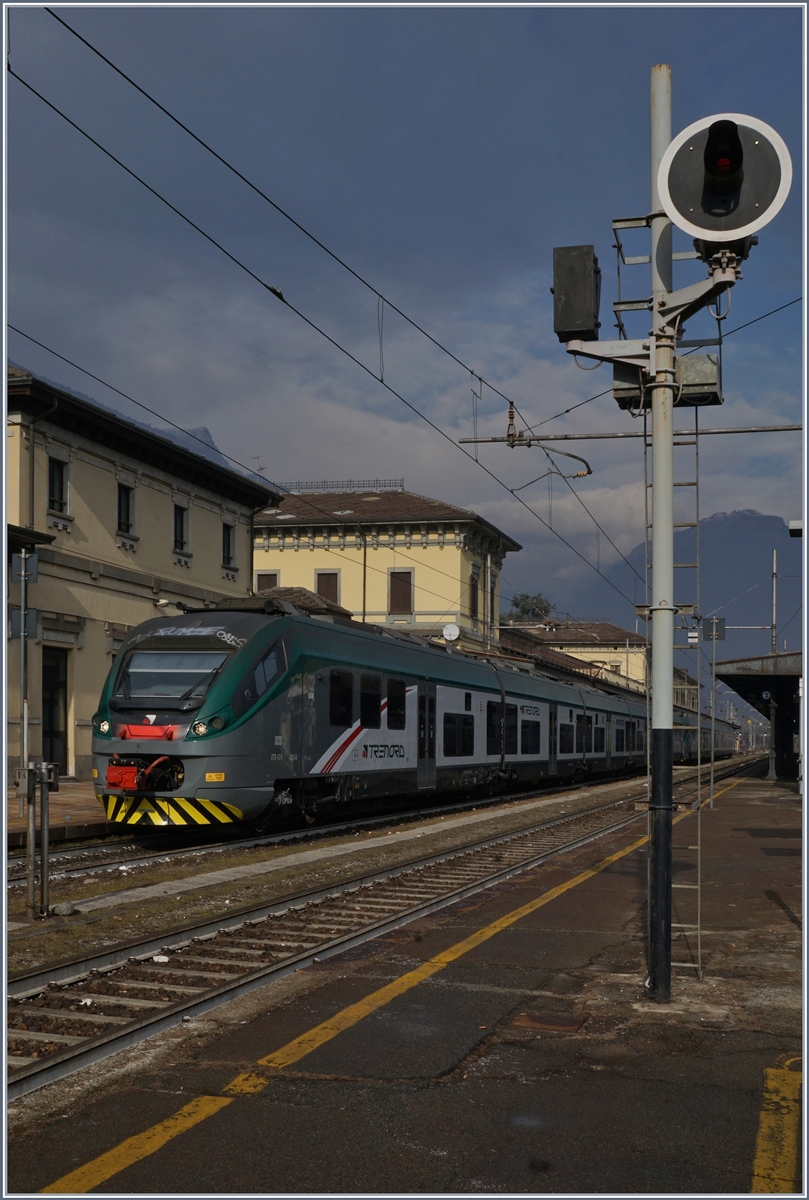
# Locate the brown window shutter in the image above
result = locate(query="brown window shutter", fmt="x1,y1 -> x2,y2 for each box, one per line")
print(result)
255,573 -> 278,594
389,570 -> 412,614
316,572 -> 339,604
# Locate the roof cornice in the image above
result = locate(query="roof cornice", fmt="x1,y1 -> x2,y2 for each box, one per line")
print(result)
8,371 -> 278,511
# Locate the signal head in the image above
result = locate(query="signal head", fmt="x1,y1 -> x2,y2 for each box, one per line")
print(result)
658,112 -> 791,242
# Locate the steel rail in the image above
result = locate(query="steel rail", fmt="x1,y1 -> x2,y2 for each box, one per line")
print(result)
7,756 -> 750,886
8,801 -> 638,1099
7,756 -> 757,1101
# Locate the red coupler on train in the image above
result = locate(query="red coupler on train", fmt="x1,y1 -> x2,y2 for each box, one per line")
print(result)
106,763 -> 139,789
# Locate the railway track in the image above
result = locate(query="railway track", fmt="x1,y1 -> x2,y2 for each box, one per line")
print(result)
7,756 -> 756,1101
6,755 -> 755,888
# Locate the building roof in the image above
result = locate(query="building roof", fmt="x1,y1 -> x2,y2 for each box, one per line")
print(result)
265,586 -> 354,620
7,367 -> 279,511
256,489 -> 522,551
501,620 -> 646,648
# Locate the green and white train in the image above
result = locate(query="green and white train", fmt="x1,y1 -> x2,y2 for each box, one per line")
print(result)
91,596 -> 736,829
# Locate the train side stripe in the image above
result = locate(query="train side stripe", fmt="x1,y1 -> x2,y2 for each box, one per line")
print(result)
312,697 -> 391,775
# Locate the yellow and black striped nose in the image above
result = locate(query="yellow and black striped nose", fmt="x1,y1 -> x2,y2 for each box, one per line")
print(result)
101,794 -> 243,826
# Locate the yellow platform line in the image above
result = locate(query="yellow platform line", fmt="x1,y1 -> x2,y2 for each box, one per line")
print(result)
751,1067 -> 802,1192
41,776 -> 745,1193
40,1096 -> 232,1194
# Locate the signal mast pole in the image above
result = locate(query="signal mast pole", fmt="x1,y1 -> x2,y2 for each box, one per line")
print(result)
647,65 -> 675,1002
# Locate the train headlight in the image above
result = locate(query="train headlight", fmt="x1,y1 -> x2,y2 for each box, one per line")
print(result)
99,719 -> 110,734
192,720 -> 208,737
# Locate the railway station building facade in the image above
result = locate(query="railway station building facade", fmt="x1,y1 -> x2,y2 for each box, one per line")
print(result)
6,366 -> 277,781
252,482 -> 521,649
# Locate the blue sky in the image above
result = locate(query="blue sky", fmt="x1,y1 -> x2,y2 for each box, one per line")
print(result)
6,4 -> 804,625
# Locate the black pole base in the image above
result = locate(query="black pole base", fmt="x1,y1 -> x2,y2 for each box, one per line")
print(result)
647,727 -> 673,1002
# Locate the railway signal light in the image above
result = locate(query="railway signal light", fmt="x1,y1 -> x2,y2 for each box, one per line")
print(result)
657,112 -> 792,247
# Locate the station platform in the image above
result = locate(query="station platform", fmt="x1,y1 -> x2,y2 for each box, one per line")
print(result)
6,779 -> 111,848
8,771 -> 802,1194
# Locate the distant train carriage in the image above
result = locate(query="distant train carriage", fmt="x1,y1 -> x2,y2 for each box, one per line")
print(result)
91,597 -> 735,829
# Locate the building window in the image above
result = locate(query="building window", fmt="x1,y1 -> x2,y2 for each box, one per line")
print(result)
468,571 -> 479,621
255,572 -> 279,594
389,570 -> 413,615
315,571 -> 339,605
48,458 -> 66,513
222,523 -> 235,567
173,505 -> 188,553
117,484 -> 133,534
360,675 -> 381,729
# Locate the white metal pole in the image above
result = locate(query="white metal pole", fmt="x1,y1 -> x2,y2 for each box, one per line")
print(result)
705,624 -> 710,811
647,63 -> 675,1002
771,548 -> 777,653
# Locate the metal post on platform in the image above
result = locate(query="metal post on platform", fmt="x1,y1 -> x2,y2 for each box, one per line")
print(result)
647,63 -> 674,1004
710,622 -> 717,808
20,545 -> 30,820
766,548 -> 778,781
39,764 -> 51,917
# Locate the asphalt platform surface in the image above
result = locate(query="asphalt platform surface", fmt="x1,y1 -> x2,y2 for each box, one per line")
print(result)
8,771 -> 802,1195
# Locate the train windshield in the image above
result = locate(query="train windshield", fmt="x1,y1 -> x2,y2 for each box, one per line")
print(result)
114,650 -> 230,701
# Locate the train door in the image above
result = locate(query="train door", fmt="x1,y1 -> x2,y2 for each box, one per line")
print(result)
548,704 -> 557,774
606,714 -> 612,769
417,680 -> 436,789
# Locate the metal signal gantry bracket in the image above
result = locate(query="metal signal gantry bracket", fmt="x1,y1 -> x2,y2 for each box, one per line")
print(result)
565,261 -> 739,371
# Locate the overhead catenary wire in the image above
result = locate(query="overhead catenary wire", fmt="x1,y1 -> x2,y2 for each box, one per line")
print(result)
10,325 -> 616,649
39,8 -> 804,445
21,12 -> 805,452
8,68 -> 636,606
41,8 -> 537,431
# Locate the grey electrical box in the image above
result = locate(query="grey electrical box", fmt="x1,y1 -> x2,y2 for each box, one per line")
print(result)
676,354 -> 721,406
552,246 -> 601,342
612,354 -> 721,410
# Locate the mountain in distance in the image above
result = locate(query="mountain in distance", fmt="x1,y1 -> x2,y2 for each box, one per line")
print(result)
549,510 -> 802,662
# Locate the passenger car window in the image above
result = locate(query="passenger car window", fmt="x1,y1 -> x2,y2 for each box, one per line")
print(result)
520,720 -> 540,755
486,701 -> 501,756
559,723 -> 574,754
504,704 -> 518,755
360,675 -> 381,728
387,679 -> 406,730
330,670 -> 353,727
444,713 -> 474,757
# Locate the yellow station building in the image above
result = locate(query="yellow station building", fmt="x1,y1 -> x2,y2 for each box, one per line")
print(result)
252,481 -> 521,648
6,366 -> 277,780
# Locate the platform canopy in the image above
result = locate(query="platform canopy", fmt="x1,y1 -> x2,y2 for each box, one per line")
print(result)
716,651 -> 802,778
